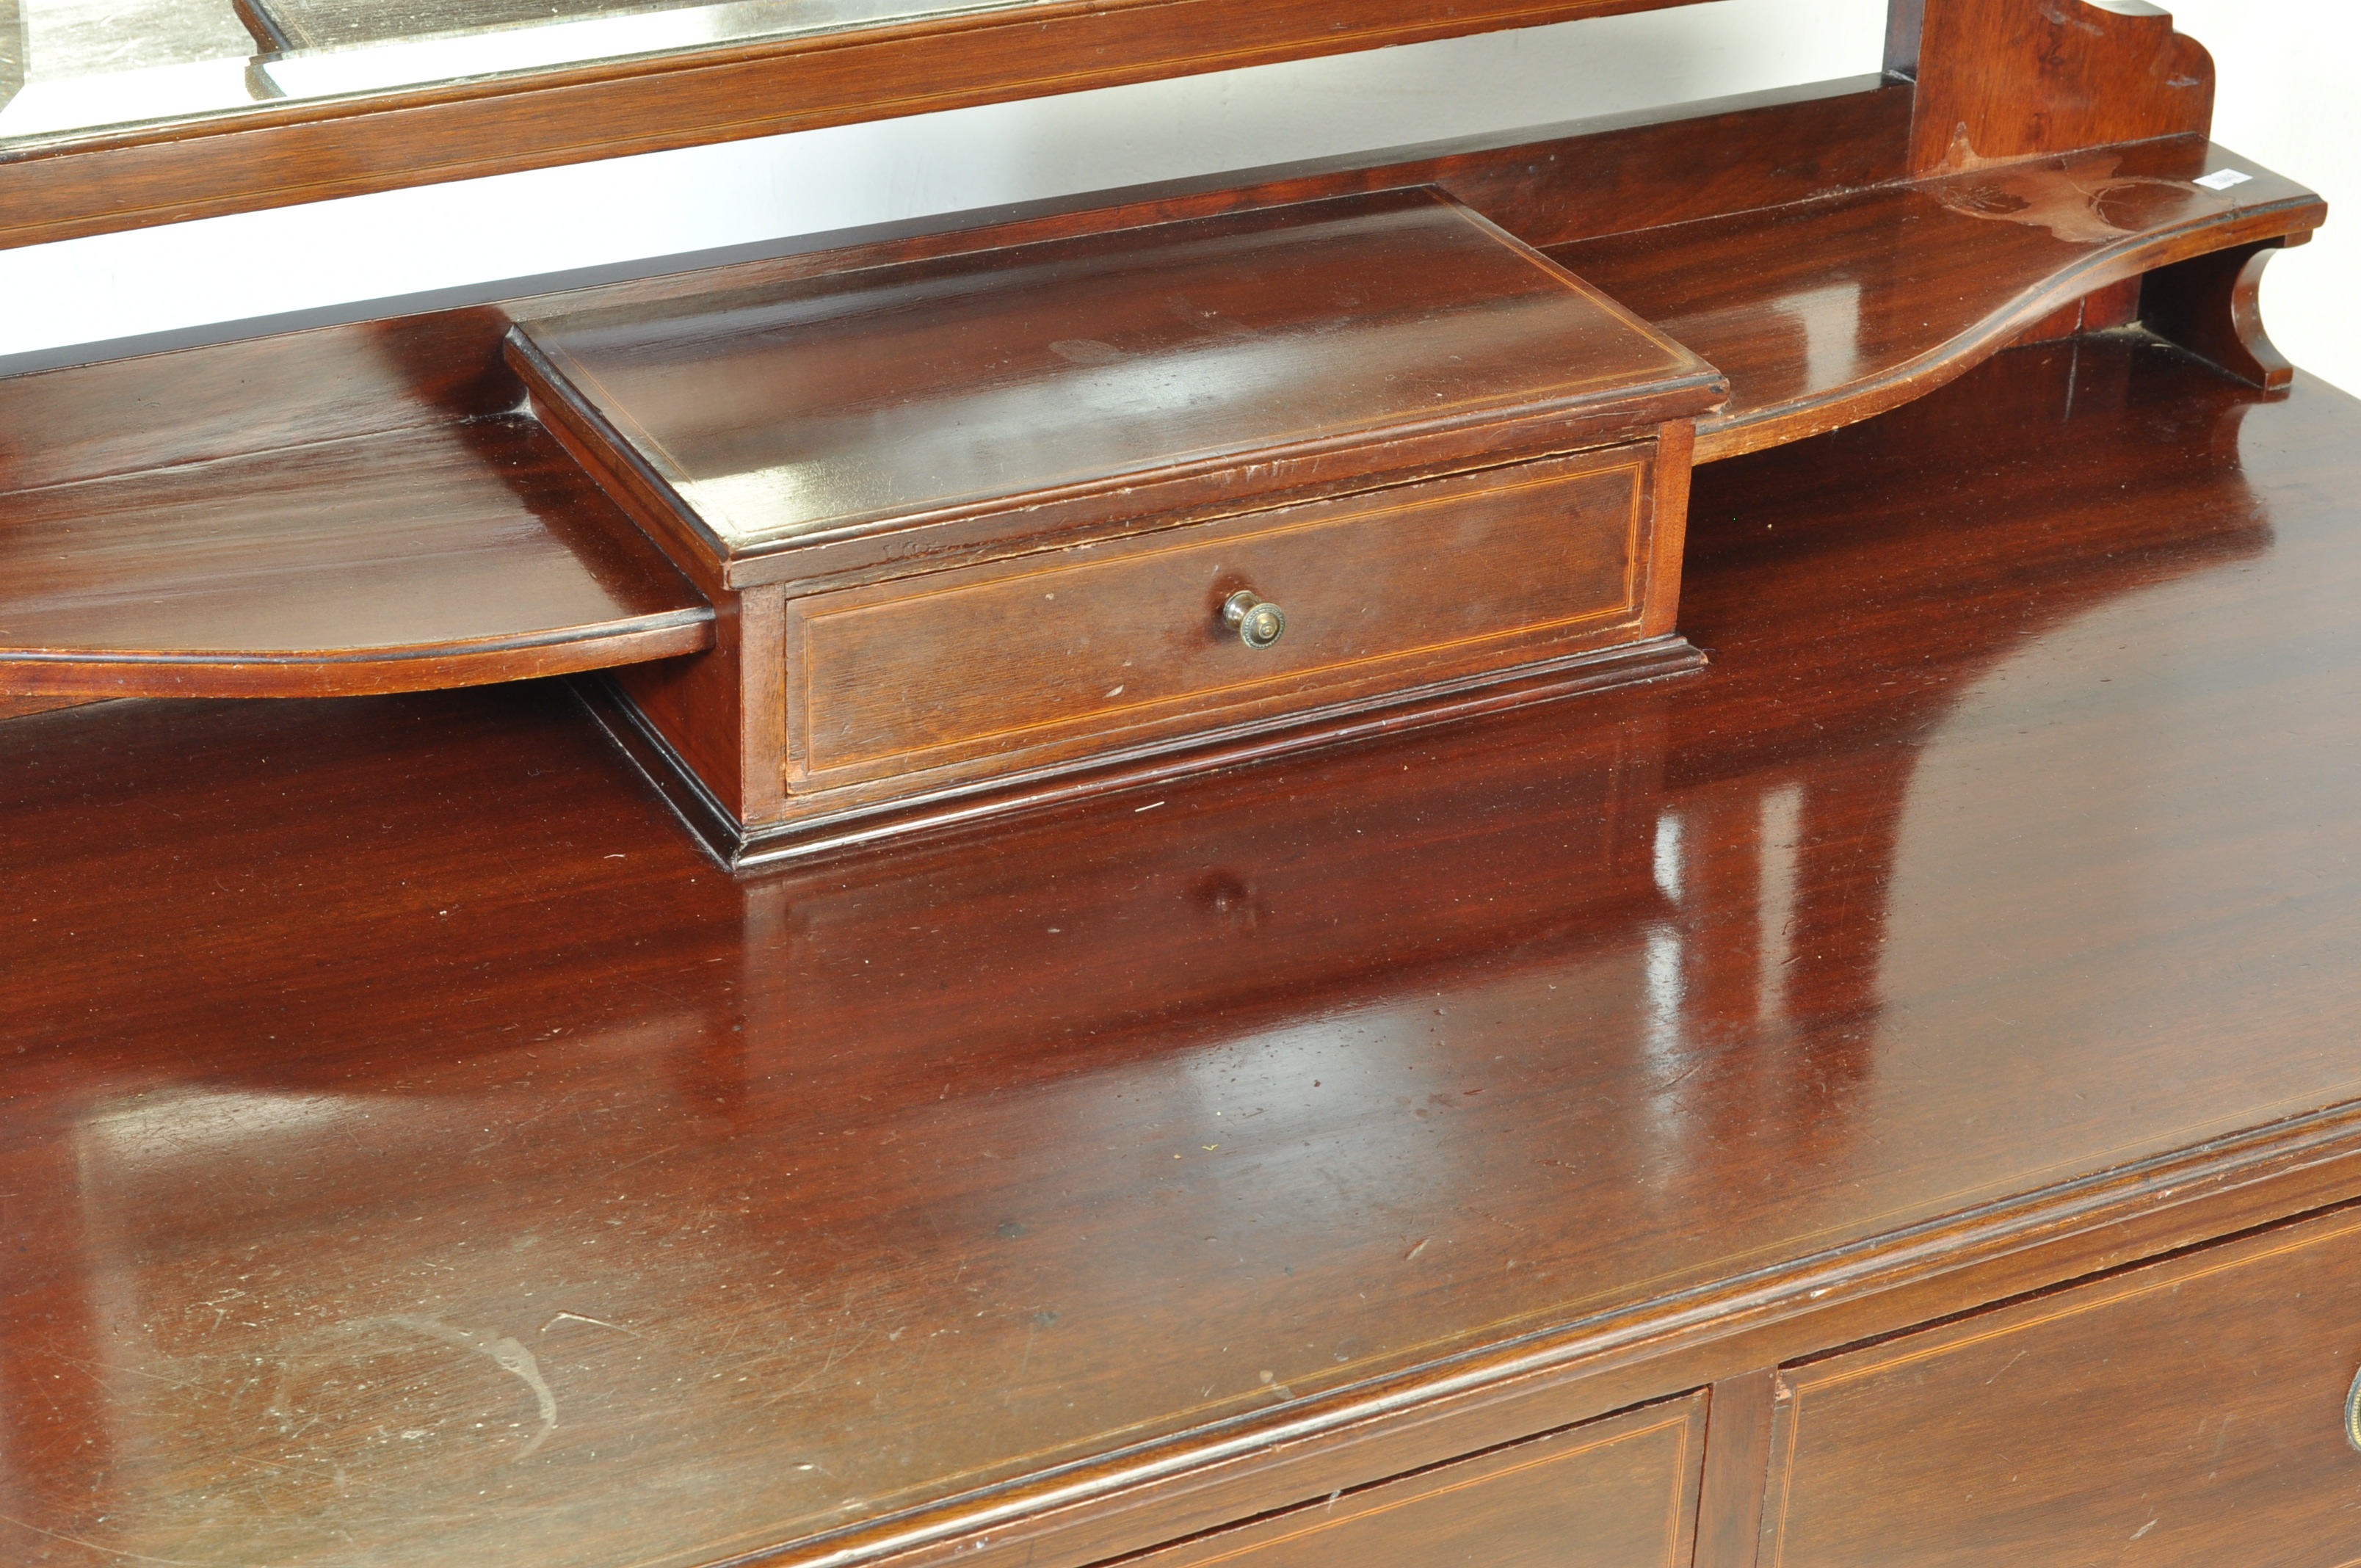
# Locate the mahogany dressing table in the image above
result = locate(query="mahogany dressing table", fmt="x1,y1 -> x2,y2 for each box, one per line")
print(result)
2,3 -> 2357,1566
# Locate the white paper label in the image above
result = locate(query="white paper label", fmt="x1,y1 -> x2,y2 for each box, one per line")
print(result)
2195,169 -> 2255,192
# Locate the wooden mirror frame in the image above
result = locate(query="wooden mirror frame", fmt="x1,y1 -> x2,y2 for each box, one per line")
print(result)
0,0 -> 1712,252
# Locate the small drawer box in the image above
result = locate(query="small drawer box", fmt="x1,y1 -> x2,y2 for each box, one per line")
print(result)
511,187 -> 1724,866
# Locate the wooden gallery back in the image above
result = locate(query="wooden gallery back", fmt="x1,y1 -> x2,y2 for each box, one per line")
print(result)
1,3 -> 2355,1567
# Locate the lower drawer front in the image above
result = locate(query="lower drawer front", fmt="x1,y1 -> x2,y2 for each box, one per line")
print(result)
783,447 -> 1653,793
1125,1393 -> 1705,1568
1763,1205 -> 2361,1568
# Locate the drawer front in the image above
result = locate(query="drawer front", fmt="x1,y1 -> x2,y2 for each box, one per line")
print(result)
781,447 -> 1653,794
1124,1391 -> 1705,1568
1762,1206 -> 2361,1568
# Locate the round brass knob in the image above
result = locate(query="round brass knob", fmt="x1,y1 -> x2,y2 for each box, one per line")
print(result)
1222,590 -> 1287,650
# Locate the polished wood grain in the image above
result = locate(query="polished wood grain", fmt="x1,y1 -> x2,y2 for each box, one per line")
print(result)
0,0 -> 1719,251
1894,0 -> 2214,175
0,305 -> 521,494
1128,1393 -> 1707,1568
513,189 -> 1720,580
1551,135 -> 2323,461
0,415 -> 714,698
7,338 -> 2361,1567
1762,1205 -> 2361,1568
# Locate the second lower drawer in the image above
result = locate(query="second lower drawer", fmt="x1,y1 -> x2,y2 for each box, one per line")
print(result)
1762,1205 -> 2361,1568
1122,1390 -> 1707,1568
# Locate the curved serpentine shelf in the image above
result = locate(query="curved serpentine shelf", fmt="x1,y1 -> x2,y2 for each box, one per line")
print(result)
0,124 -> 2319,711
0,415 -> 713,700
1549,137 -> 2325,463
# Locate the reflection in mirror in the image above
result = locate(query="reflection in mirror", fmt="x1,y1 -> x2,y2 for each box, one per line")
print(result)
16,0 -> 249,74
247,0 -> 1030,101
0,0 -> 1032,148
0,0 -> 250,137
233,0 -> 639,51
1,0 -> 21,115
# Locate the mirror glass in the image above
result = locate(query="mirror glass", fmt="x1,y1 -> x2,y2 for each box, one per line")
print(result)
0,0 -> 1039,150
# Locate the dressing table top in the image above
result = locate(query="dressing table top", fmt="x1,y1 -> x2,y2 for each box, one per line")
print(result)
7,337 -> 2360,1567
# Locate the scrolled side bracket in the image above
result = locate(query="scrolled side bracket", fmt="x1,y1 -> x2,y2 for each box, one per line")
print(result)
2141,235 -> 2307,393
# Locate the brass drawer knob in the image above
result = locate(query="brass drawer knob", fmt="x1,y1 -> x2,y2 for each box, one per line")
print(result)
1222,590 -> 1288,650
2347,1365 -> 2361,1452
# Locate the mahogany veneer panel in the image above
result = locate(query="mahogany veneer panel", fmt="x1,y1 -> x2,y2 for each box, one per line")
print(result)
0,415 -> 712,697
1551,135 -> 2324,460
7,341 -> 2361,1567
1764,1206 -> 2361,1568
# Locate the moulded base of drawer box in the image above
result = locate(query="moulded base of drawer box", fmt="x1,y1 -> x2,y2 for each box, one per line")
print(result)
573,634 -> 1705,871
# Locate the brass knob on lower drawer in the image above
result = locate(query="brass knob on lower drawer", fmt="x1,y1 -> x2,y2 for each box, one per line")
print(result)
2346,1365 -> 2361,1452
1222,590 -> 1287,650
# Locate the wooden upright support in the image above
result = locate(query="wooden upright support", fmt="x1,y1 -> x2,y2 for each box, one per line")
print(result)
1889,0 -> 2215,173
